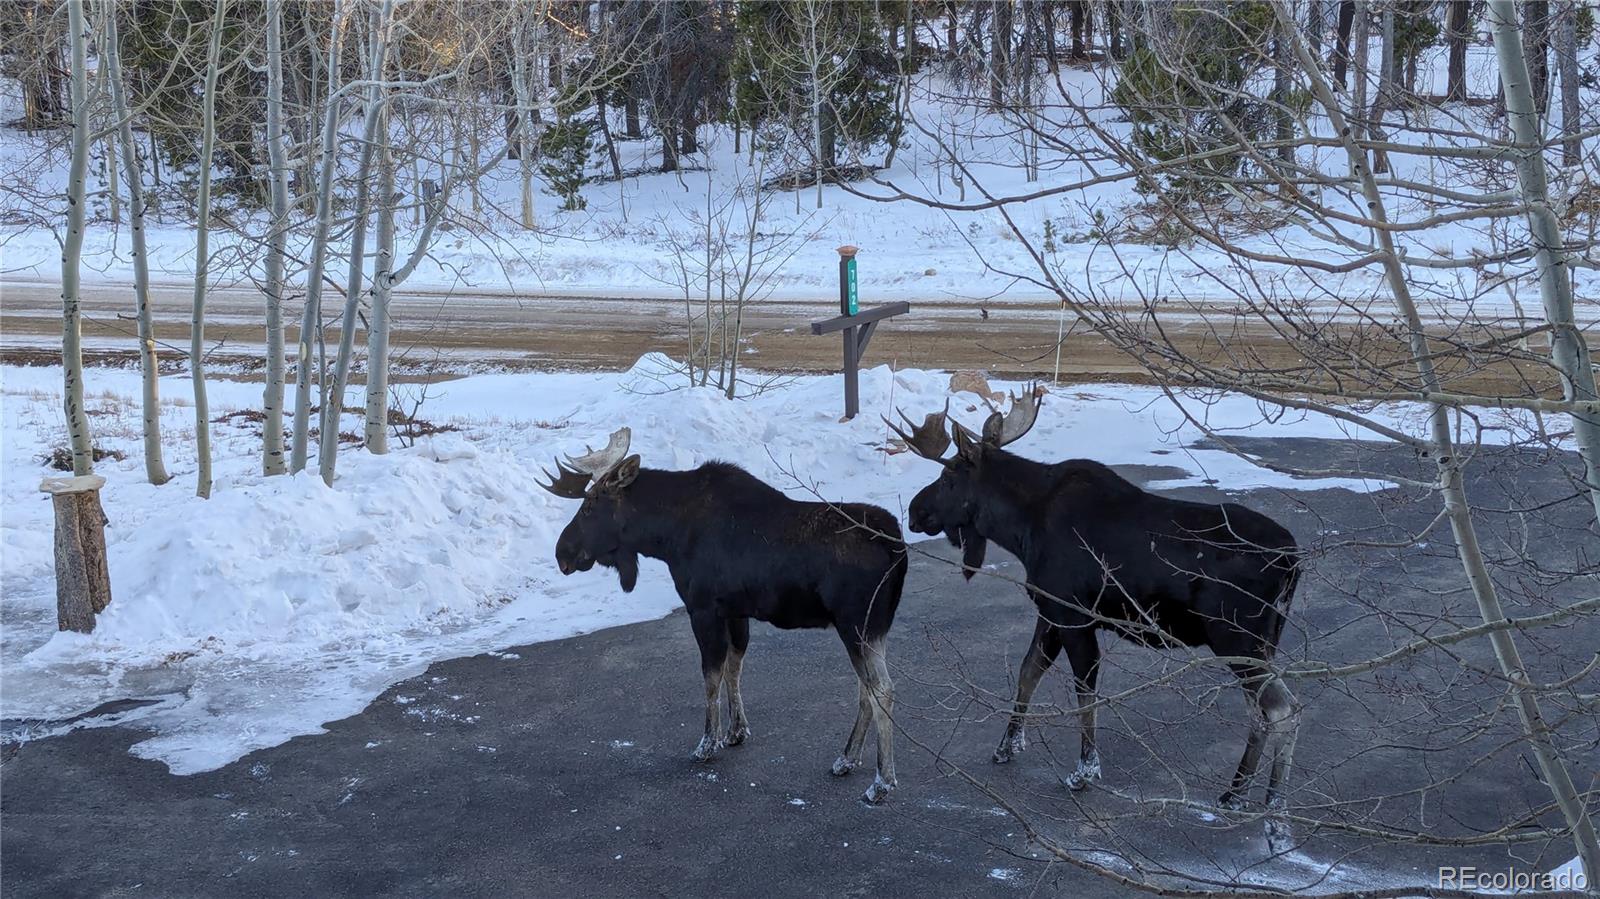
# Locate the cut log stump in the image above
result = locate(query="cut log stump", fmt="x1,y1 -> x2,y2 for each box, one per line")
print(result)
39,474 -> 111,633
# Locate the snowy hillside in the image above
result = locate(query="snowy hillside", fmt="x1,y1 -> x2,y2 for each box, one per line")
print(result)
3,41 -> 1595,325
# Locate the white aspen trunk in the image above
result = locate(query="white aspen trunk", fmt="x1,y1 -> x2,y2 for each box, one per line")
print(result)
812,70 -> 823,210
299,8 -> 324,214
363,113 -> 395,454
104,6 -> 169,485
1285,11 -> 1600,882
61,0 -> 94,477
190,0 -> 228,499
319,0 -> 394,485
703,170 -> 715,386
513,8 -> 537,229
291,0 -> 348,474
1489,0 -> 1600,527
91,2 -> 119,225
806,0 -> 823,210
263,0 -> 289,476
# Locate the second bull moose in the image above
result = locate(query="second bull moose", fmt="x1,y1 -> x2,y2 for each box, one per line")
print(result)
539,428 -> 908,804
888,388 -> 1304,851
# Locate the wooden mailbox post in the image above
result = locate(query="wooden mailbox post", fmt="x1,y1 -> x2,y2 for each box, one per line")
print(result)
810,246 -> 910,420
39,474 -> 112,633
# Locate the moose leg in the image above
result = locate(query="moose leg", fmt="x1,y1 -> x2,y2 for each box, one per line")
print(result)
831,679 -> 873,777
1260,676 -> 1300,853
1060,629 -> 1102,791
859,638 -> 897,804
994,617 -> 1063,764
1219,663 -> 1272,810
723,617 -> 752,746
688,609 -> 729,761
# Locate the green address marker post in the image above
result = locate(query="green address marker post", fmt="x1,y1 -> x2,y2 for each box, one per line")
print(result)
841,246 -> 859,316
810,245 -> 911,420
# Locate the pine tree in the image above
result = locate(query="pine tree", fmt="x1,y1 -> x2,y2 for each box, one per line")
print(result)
732,1 -> 898,191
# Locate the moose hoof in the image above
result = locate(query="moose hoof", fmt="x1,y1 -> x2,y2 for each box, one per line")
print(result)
1217,792 -> 1246,812
725,723 -> 750,747
830,756 -> 858,777
992,731 -> 1026,764
861,776 -> 895,805
1063,755 -> 1102,792
691,736 -> 724,762
1264,819 -> 1294,855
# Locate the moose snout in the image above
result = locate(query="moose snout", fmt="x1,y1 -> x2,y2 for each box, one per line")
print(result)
907,504 -> 941,536
556,552 -> 595,575
554,532 -> 595,576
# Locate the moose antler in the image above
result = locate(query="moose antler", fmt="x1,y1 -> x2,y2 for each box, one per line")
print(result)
538,427 -> 633,499
981,384 -> 1042,447
883,400 -> 953,462
538,460 -> 596,499
564,427 -> 631,476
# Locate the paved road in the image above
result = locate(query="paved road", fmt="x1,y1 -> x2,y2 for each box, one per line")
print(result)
3,439 -> 1595,897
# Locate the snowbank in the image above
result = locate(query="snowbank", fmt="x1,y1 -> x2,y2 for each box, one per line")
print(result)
0,356 -> 1458,773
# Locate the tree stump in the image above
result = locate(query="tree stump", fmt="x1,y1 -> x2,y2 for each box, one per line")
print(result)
39,475 -> 111,633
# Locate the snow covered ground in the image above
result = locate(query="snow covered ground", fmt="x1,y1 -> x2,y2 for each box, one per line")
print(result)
3,45 -> 1594,325
0,356 -> 1455,775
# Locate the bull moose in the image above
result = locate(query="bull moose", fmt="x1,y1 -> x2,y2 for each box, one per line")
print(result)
539,428 -> 909,803
887,390 -> 1303,849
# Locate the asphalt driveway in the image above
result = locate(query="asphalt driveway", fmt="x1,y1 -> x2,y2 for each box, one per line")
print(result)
4,438 -> 1594,897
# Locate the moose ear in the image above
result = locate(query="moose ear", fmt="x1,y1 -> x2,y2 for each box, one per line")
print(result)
953,422 -> 982,462
601,454 -> 641,493
980,411 -> 1005,447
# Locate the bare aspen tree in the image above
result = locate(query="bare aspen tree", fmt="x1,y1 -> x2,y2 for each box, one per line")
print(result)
511,2 -> 547,230
60,0 -> 94,477
263,0 -> 290,476
319,0 -> 395,484
291,0 -> 349,475
190,0 -> 229,499
652,150 -> 807,398
94,6 -> 119,226
755,0 -> 852,210
103,3 -> 169,485
363,121 -> 395,455
359,70 -> 501,451
1489,0 -> 1600,526
1285,19 -> 1600,878
803,0 -> 826,209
